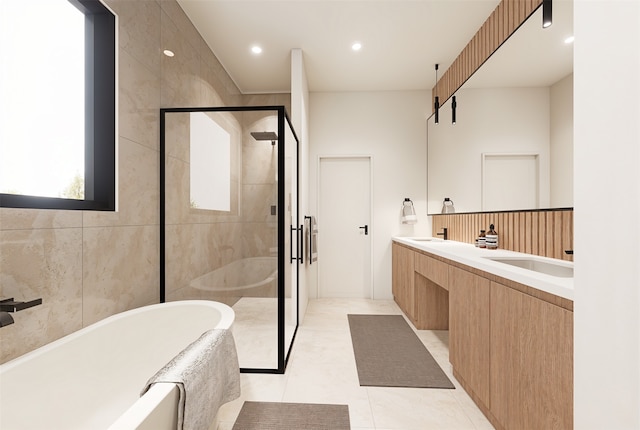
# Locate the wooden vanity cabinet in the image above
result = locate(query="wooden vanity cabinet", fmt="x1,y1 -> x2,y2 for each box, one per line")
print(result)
490,281 -> 573,430
391,240 -> 573,430
448,266 -> 491,410
391,242 -> 415,320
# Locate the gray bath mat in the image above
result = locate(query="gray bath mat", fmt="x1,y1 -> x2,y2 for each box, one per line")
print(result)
232,401 -> 350,430
347,314 -> 455,388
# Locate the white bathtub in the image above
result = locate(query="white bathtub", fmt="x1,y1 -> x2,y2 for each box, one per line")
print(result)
0,300 -> 235,430
190,257 -> 277,293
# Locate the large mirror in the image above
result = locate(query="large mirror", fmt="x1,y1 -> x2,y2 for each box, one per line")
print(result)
427,1 -> 573,214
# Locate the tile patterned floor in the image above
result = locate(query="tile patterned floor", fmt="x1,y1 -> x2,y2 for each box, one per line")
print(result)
216,298 -> 494,430
231,297 -> 295,369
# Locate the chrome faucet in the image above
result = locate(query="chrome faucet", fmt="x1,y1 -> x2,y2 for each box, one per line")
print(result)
437,227 -> 448,240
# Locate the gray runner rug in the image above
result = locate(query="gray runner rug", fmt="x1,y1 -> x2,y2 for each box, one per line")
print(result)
347,314 -> 455,388
232,401 -> 350,430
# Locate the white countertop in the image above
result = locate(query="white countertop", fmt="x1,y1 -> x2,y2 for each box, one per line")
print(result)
392,237 -> 574,301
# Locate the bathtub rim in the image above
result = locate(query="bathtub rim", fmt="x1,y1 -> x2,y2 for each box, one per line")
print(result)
0,300 -> 235,373
0,300 -> 235,430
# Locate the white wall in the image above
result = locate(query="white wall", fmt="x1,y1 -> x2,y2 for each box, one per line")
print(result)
309,91 -> 431,299
291,49 -> 310,320
574,1 -> 640,428
550,73 -> 573,207
427,87 -> 551,213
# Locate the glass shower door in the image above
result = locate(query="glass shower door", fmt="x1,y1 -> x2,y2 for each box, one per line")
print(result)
160,106 -> 299,374
282,111 -> 299,368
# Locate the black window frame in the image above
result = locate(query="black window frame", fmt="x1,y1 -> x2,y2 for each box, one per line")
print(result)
0,0 -> 116,211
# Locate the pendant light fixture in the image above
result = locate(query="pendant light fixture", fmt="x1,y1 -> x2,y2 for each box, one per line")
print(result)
451,95 -> 457,124
542,0 -> 552,28
434,64 -> 440,124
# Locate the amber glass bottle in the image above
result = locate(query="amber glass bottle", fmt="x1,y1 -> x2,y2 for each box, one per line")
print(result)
478,230 -> 486,248
486,224 -> 498,249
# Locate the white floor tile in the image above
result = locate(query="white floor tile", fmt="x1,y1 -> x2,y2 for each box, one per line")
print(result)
221,298 -> 493,430
367,386 -> 477,430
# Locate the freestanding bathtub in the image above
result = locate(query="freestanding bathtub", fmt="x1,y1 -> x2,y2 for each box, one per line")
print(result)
0,300 -> 235,430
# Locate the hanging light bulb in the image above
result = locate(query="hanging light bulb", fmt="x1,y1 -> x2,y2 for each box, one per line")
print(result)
451,96 -> 457,124
542,0 -> 552,28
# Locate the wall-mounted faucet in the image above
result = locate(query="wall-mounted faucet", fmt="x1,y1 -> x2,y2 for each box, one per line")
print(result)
0,297 -> 43,328
0,312 -> 14,327
437,227 -> 448,240
0,297 -> 43,312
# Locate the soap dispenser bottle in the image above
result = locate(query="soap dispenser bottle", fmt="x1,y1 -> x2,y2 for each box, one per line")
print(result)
478,230 -> 486,248
486,224 -> 498,249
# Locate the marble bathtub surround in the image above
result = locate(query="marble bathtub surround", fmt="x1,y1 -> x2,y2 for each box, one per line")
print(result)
0,228 -> 83,362
81,225 -> 160,326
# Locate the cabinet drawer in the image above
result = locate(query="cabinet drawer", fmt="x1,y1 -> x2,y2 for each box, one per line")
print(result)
415,252 -> 449,289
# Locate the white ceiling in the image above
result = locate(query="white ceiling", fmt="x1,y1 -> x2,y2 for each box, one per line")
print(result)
176,0 -> 573,94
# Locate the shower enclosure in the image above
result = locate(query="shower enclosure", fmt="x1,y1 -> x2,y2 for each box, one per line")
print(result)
160,106 -> 300,373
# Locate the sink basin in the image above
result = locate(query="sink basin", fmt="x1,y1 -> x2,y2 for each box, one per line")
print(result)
406,237 -> 443,242
484,257 -> 573,278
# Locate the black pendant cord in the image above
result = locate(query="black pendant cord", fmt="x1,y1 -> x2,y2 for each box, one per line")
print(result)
434,63 -> 440,124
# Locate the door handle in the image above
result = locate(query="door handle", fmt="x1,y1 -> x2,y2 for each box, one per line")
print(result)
359,225 -> 368,235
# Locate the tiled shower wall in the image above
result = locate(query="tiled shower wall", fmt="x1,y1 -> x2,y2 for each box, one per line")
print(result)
0,0 -> 288,364
431,208 -> 574,260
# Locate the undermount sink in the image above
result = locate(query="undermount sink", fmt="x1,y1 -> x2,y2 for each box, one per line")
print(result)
406,237 -> 443,242
484,257 -> 574,278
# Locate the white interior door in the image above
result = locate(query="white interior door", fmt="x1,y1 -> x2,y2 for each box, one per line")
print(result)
318,157 -> 372,298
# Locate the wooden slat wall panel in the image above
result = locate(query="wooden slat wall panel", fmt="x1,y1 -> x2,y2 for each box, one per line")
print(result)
432,0 -> 543,109
431,209 -> 573,260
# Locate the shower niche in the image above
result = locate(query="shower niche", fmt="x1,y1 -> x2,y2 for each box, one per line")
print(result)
160,106 -> 300,373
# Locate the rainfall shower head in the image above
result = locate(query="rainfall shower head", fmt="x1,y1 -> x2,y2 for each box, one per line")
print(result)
250,131 -> 278,145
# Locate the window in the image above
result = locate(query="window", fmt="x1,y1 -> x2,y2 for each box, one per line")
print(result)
0,0 -> 116,211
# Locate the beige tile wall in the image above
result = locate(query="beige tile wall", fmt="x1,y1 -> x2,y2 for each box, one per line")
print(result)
163,104 -> 287,305
0,0 -> 288,364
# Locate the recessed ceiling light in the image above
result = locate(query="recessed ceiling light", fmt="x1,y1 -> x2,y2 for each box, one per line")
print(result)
251,45 -> 263,54
564,36 -> 575,44
163,49 -> 175,57
352,42 -> 362,51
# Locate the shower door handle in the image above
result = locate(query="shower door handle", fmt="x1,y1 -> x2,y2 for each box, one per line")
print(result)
359,225 -> 368,235
290,225 -> 296,263
299,224 -> 304,265
290,225 -> 302,263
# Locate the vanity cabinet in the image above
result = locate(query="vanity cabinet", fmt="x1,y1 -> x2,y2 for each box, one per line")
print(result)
391,242 -> 415,320
391,240 -> 573,430
448,266 -> 491,409
490,281 -> 573,430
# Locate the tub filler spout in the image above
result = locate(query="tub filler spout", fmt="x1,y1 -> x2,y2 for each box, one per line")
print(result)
0,312 -> 14,327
